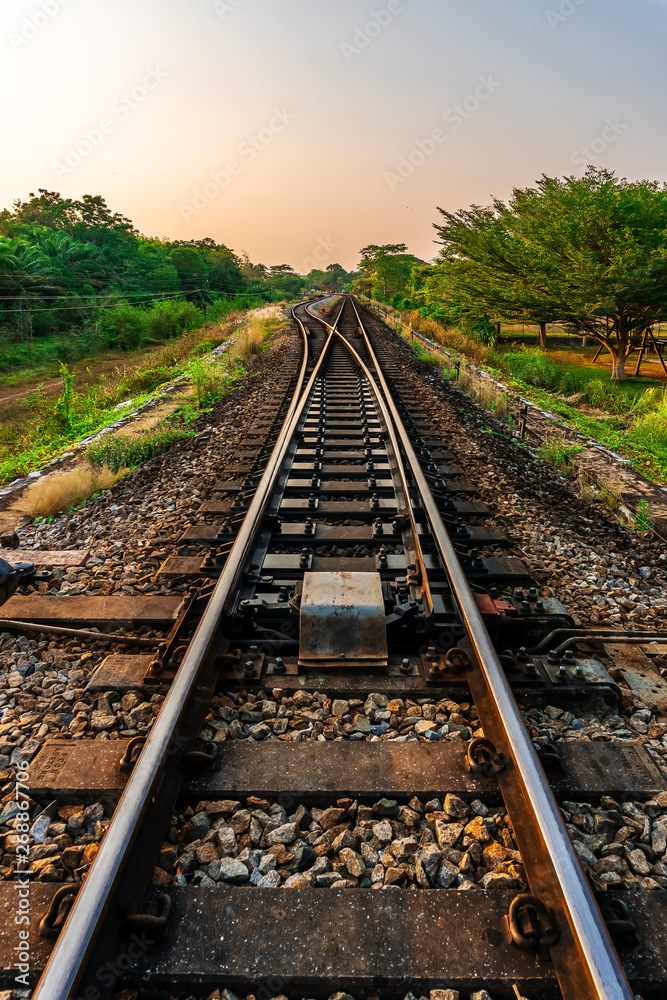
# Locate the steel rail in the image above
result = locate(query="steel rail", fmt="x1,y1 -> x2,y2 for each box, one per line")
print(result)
326,302 -> 434,618
0,619 -> 162,647
32,303 -> 339,1000
532,627 -> 667,653
346,297 -> 634,1000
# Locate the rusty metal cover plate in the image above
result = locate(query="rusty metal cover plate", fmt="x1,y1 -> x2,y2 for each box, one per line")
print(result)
299,571 -> 387,668
28,740 -> 130,803
606,643 -> 667,713
0,548 -> 89,567
85,654 -> 153,693
157,556 -> 205,579
0,595 -> 184,626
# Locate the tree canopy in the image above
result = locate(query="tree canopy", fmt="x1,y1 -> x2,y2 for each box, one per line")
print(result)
355,243 -> 424,299
434,168 -> 667,379
0,189 -> 302,339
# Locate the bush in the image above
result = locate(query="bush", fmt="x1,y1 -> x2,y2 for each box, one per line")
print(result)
99,303 -> 147,350
468,318 -> 497,345
190,357 -> 227,407
144,299 -> 201,340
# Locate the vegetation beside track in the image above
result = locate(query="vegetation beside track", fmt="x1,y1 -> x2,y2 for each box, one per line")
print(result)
376,303 -> 667,487
0,303 -> 288,491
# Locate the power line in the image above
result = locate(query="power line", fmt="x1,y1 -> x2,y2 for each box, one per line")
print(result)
0,287 -> 260,315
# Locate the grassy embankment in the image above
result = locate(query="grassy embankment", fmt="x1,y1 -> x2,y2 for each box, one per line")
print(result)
0,304 -> 288,514
381,305 -> 667,487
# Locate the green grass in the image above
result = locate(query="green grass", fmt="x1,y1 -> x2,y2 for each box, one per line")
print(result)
501,347 -> 649,414
509,382 -> 667,483
537,435 -> 583,477
86,426 -> 195,473
396,315 -> 667,483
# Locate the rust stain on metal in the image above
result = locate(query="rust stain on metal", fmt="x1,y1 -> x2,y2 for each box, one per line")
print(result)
0,548 -> 90,567
299,571 -> 388,668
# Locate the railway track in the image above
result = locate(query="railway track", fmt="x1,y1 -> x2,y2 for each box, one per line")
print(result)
1,296 -> 667,999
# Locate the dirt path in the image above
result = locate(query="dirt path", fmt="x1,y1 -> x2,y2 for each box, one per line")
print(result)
0,345 -> 166,416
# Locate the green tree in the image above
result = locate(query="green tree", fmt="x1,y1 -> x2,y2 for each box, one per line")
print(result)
436,168 -> 667,380
357,244 -> 422,300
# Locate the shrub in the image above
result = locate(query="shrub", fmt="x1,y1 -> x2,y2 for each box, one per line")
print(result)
99,303 -> 147,350
144,299 -> 201,341
632,398 -> 667,450
190,357 -> 227,407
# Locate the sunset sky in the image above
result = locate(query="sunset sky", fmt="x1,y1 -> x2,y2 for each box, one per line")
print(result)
2,0 -> 666,270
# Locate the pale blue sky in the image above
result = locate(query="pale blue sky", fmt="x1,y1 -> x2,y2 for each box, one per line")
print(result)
1,0 -> 665,269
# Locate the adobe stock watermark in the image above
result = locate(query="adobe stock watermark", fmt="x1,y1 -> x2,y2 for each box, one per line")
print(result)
570,117 -> 629,170
12,759 -> 31,990
300,236 -> 341,274
8,0 -> 74,52
52,67 -> 167,180
212,0 -> 245,19
546,0 -> 586,30
179,108 -> 296,222
341,0 -> 412,63
385,74 -> 501,190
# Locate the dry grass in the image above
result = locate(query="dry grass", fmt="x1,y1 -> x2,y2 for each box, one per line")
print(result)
8,464 -> 122,519
598,474 -> 625,514
577,467 -> 597,504
403,310 -> 496,366
228,305 -> 286,364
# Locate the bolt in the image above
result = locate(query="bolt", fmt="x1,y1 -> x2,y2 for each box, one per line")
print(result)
400,657 -> 411,674
535,600 -> 544,612
243,661 -> 255,679
574,665 -> 584,678
548,649 -> 560,663
517,646 -> 529,661
526,662 -> 537,676
514,587 -> 524,600
371,494 -> 380,510
528,586 -> 539,601
564,649 -> 576,663
521,600 -> 531,614
305,518 -> 315,535
558,664 -> 567,678
273,657 -> 285,674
